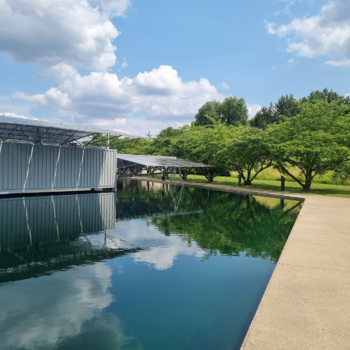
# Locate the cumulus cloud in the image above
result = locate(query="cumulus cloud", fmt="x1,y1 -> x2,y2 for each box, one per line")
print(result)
0,264 -> 127,350
266,0 -> 350,66
247,103 -> 262,119
111,220 -> 206,270
92,0 -> 131,17
13,64 -> 224,133
0,0 -> 129,70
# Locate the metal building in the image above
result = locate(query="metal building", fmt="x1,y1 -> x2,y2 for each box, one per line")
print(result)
0,116 -> 142,194
0,192 -> 116,250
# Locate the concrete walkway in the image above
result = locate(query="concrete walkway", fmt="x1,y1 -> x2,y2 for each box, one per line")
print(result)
133,177 -> 350,349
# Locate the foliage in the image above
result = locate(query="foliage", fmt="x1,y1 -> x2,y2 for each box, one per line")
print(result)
249,104 -> 279,129
167,121 -> 229,182
275,94 -> 300,117
250,94 -> 299,129
220,96 -> 249,126
268,100 -> 350,191
301,88 -> 350,105
194,101 -> 221,126
195,97 -> 248,126
218,126 -> 272,185
148,187 -> 301,262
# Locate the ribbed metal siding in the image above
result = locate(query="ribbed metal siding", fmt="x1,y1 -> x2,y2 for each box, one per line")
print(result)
0,193 -> 116,249
0,142 -> 117,192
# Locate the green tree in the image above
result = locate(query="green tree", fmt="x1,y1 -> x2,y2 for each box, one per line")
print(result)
166,121 -> 229,182
194,101 -> 221,126
195,97 -> 249,127
275,94 -> 300,117
220,96 -> 249,126
218,126 -> 272,185
249,104 -> 279,129
302,88 -> 350,104
250,94 -> 299,129
268,101 -> 350,191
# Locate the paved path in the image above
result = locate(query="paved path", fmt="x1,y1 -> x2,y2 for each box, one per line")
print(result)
133,177 -> 350,349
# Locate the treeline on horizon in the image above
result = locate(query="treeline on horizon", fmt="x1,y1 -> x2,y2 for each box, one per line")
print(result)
99,88 -> 350,192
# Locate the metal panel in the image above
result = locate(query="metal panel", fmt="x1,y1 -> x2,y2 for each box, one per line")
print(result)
0,115 -> 144,143
0,142 -> 117,193
0,193 -> 116,250
117,154 -> 209,167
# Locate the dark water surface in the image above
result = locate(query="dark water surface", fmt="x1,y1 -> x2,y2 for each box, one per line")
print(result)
0,180 -> 302,350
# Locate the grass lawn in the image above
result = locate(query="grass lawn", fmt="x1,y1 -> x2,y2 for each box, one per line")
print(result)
148,174 -> 350,199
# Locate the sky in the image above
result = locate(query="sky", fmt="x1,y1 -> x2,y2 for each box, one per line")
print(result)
0,0 -> 350,136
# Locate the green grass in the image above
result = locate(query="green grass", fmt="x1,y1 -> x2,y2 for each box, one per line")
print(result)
149,174 -> 350,198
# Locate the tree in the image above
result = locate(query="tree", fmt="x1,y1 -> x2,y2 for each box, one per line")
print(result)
195,97 -> 249,127
218,126 -> 273,185
220,97 -> 249,126
166,121 -> 229,182
150,188 -> 301,262
250,94 -> 299,129
249,104 -> 279,129
301,88 -> 350,105
268,100 -> 350,191
275,94 -> 300,117
194,101 -> 221,126
152,126 -> 189,156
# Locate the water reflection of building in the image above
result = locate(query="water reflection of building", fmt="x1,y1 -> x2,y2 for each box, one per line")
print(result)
116,180 -> 205,221
0,193 -> 140,283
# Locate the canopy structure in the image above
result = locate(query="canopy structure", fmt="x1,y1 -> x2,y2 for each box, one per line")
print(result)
117,154 -> 209,183
0,115 -> 144,146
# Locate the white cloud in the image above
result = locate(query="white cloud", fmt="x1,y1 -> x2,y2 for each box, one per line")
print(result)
0,264 -> 131,350
325,59 -> 350,67
92,0 -> 131,17
0,112 -> 38,120
266,0 -> 350,66
14,88 -> 71,108
110,220 -> 206,270
247,103 -> 262,119
121,59 -> 128,68
0,0 -> 130,70
12,64 -> 224,134
218,81 -> 230,89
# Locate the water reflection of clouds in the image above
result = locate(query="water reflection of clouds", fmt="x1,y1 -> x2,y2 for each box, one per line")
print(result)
0,264 -> 139,350
109,220 -> 206,271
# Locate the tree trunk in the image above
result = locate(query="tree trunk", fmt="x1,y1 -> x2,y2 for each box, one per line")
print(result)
302,182 -> 312,191
303,172 -> 313,191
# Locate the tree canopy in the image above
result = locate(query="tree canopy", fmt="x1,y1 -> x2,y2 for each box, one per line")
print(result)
267,100 -> 350,191
195,97 -> 248,126
301,88 -> 350,105
218,126 -> 273,185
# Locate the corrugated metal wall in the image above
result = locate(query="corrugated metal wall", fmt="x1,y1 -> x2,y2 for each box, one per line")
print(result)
0,193 -> 116,249
0,142 -> 117,192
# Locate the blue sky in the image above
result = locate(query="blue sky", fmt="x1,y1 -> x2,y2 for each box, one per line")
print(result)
0,0 -> 349,135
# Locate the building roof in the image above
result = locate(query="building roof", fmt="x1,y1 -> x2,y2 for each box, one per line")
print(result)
117,154 -> 209,168
0,115 -> 144,145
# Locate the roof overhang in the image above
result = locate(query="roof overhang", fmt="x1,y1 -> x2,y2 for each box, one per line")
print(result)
117,154 -> 209,168
0,115 -> 145,146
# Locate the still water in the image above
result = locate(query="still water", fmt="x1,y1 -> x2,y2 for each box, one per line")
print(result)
0,179 -> 302,350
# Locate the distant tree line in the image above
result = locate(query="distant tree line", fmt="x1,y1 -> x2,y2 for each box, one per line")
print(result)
93,88 -> 350,192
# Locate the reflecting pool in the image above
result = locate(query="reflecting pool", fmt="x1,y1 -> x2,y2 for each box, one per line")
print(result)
0,179 -> 302,350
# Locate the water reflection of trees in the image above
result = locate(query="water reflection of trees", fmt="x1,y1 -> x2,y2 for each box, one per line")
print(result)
147,189 -> 302,262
